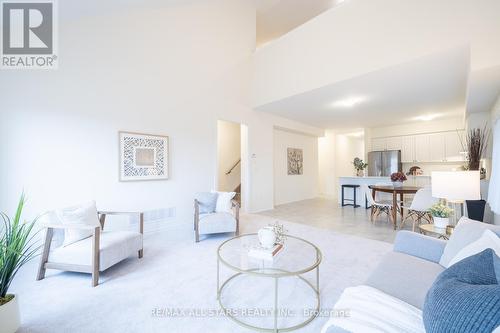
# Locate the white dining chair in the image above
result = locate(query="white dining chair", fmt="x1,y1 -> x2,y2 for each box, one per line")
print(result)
399,186 -> 439,231
362,184 -> 397,224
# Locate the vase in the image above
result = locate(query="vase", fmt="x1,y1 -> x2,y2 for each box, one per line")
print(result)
356,169 -> 364,177
0,294 -> 20,333
258,227 -> 276,249
433,216 -> 449,229
392,181 -> 403,187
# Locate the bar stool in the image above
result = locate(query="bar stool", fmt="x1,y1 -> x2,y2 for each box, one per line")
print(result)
341,184 -> 360,208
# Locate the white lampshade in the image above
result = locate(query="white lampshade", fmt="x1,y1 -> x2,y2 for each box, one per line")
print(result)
431,171 -> 481,201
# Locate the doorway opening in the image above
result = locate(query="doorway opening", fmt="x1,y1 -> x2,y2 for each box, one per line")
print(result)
217,120 -> 247,209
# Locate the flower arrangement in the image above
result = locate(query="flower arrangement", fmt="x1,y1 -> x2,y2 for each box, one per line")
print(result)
270,222 -> 287,245
429,203 -> 454,218
352,157 -> 368,171
390,172 -> 407,182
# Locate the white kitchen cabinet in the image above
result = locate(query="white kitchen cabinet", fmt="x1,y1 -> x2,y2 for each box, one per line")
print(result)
429,133 -> 446,162
371,138 -> 386,151
444,131 -> 465,162
386,136 -> 402,151
415,134 -> 430,162
401,136 -> 415,163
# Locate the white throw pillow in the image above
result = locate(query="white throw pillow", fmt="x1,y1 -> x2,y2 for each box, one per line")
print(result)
56,201 -> 100,247
447,229 -> 500,267
212,191 -> 236,213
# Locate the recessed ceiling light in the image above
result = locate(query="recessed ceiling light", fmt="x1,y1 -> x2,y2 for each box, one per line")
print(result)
330,96 -> 367,108
414,114 -> 439,121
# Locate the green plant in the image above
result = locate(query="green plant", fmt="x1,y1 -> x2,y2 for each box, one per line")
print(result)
1,194 -> 40,305
429,202 -> 454,218
352,157 -> 368,171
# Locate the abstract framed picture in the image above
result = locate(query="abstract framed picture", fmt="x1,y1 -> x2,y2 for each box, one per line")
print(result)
119,131 -> 169,181
287,148 -> 303,175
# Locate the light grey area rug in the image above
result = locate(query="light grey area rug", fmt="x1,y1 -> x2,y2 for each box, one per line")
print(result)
10,214 -> 392,333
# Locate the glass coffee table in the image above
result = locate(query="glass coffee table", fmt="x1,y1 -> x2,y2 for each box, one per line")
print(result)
217,233 -> 322,333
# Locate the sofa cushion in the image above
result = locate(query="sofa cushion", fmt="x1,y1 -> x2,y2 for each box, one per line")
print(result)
365,251 -> 444,309
439,217 -> 500,267
195,192 -> 218,214
447,229 -> 500,267
49,230 -> 142,271
423,249 -> 500,333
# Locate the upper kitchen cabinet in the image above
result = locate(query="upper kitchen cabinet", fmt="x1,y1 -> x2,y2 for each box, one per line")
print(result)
414,134 -> 431,162
371,137 -> 387,151
401,136 -> 415,163
386,137 -> 402,151
371,130 -> 465,163
428,133 -> 446,162
444,131 -> 465,162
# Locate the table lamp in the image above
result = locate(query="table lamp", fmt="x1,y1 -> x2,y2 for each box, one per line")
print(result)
431,171 -> 481,224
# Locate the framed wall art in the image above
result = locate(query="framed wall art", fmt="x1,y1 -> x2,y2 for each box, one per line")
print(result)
287,147 -> 303,175
119,131 -> 169,181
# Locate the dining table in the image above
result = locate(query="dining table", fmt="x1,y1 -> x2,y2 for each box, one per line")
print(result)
368,185 -> 421,230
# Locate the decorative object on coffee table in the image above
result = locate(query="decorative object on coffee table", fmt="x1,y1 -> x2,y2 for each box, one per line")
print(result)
352,157 -> 368,177
119,131 -> 169,181
1,194 -> 41,333
429,202 -> 453,229
390,172 -> 407,187
217,233 -> 322,332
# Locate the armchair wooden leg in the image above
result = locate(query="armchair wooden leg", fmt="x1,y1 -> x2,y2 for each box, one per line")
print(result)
37,228 -> 53,281
92,271 -> 99,287
92,226 -> 100,287
195,229 -> 200,243
138,249 -> 143,258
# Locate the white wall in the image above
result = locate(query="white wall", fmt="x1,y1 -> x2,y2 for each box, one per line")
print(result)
489,95 -> 500,224
318,130 -> 336,198
253,0 -> 500,107
217,120 -> 241,192
334,134 -> 365,195
273,129 -> 319,205
0,0 -> 324,227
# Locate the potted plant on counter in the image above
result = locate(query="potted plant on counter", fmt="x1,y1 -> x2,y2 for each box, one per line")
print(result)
390,172 -> 407,187
429,202 -> 454,229
353,157 -> 368,177
1,194 -> 40,333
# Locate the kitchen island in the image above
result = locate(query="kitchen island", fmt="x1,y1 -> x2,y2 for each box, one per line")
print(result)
338,176 -> 431,208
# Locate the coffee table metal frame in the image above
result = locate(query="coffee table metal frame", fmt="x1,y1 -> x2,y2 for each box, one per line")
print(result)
216,233 -> 322,333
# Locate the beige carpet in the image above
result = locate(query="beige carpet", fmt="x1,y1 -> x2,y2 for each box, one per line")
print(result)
10,214 -> 392,332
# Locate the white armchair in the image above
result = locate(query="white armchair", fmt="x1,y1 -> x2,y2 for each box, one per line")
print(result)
194,198 -> 239,242
37,210 -> 143,287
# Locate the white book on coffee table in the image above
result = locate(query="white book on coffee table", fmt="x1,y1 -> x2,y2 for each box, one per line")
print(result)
248,244 -> 283,261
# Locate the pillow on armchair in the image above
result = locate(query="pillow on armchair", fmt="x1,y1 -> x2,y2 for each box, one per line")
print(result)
55,201 -> 101,247
212,191 -> 236,213
195,192 -> 218,214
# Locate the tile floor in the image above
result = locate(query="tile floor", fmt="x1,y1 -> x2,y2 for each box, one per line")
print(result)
259,197 -> 418,243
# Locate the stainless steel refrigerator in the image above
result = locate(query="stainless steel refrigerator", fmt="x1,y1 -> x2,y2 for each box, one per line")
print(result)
367,150 -> 402,176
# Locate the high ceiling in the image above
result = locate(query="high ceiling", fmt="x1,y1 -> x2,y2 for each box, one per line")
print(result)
256,0 -> 340,47
255,47 -> 474,129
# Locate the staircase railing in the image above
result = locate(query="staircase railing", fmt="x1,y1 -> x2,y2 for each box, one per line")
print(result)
225,159 -> 241,175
